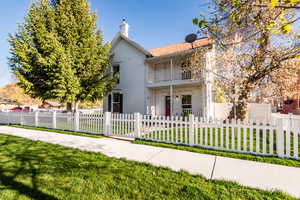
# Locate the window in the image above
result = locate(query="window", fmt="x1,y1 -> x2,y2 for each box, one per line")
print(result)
276,100 -> 283,111
284,99 -> 293,105
108,93 -> 123,113
113,65 -> 120,84
182,95 -> 192,114
113,93 -> 123,113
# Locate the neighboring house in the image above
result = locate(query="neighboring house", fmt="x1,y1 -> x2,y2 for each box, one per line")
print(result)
273,96 -> 300,115
40,100 -> 64,110
272,76 -> 300,115
103,20 -> 215,118
0,98 -> 17,105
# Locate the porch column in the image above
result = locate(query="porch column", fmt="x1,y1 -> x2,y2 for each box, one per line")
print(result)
170,59 -> 173,116
170,85 -> 173,116
170,59 -> 173,81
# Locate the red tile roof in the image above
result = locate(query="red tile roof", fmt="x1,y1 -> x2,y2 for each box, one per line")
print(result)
148,37 -> 212,57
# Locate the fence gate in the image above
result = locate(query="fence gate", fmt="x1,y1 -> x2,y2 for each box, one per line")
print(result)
105,113 -> 137,138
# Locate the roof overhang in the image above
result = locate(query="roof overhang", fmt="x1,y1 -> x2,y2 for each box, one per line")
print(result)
145,45 -> 211,63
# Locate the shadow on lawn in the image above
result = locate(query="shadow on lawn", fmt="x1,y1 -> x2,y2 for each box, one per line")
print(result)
0,136 -> 86,200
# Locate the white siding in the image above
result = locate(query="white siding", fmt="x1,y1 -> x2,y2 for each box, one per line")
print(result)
104,39 -> 147,114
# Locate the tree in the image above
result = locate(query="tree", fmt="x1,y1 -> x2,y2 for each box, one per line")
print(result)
192,0 -> 300,120
9,0 -> 117,112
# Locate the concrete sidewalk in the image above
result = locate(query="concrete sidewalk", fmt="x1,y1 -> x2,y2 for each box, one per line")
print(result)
0,126 -> 299,198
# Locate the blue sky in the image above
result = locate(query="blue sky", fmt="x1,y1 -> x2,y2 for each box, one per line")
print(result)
0,0 -> 207,86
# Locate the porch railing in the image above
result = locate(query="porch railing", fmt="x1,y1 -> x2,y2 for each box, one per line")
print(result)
182,108 -> 192,115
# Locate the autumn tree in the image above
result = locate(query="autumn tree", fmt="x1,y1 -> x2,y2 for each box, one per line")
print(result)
9,0 -> 117,112
192,0 -> 300,120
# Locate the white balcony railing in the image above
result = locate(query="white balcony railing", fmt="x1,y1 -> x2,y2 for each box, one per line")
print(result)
148,70 -> 201,83
181,71 -> 192,80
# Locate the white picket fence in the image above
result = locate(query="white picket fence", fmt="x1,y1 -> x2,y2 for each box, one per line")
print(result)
0,111 -> 299,160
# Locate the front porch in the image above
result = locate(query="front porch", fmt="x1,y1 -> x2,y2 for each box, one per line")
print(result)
146,85 -> 205,117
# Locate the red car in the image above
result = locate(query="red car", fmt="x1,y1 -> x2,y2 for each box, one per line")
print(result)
23,107 -> 32,112
9,107 -> 22,111
9,107 -> 33,112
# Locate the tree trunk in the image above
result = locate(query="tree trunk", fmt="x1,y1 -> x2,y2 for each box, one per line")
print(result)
74,101 -> 80,113
228,100 -> 248,121
66,103 -> 72,113
228,88 -> 250,121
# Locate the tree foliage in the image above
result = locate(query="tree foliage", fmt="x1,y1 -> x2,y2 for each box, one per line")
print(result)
192,0 -> 300,120
9,0 -> 117,110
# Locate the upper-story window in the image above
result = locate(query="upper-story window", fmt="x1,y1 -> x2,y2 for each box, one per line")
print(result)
113,65 -> 120,84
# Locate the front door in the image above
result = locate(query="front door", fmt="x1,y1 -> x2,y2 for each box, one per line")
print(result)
165,96 -> 171,116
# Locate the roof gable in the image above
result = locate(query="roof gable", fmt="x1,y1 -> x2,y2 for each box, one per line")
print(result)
110,33 -> 152,57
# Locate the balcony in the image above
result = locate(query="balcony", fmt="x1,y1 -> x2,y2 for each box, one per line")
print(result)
147,69 -> 202,88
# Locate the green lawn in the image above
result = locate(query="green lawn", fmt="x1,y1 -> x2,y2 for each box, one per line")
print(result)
0,134 -> 296,200
9,125 -> 103,138
134,139 -> 300,168
7,125 -> 300,168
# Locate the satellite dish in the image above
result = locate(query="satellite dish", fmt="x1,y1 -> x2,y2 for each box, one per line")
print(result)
185,33 -> 197,43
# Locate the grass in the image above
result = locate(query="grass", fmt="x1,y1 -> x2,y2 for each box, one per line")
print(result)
8,125 -> 103,138
0,134 -> 297,200
6,125 -> 300,168
134,139 -> 300,168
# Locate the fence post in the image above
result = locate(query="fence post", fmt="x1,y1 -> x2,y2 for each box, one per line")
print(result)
104,112 -> 111,136
20,112 -> 24,126
289,113 -> 293,132
276,118 -> 284,158
189,114 -> 195,146
74,112 -> 79,132
35,111 -> 39,127
135,113 -> 141,138
53,111 -> 57,129
6,111 -> 9,125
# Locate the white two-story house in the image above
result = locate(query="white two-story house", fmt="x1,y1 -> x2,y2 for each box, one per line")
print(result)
103,20 -> 215,119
